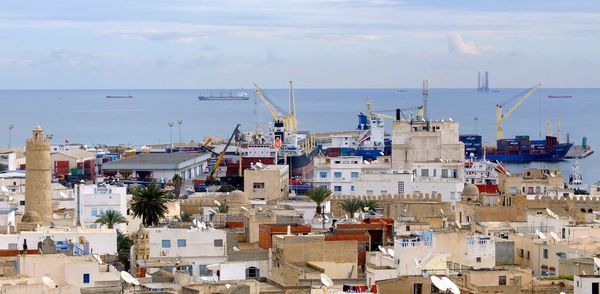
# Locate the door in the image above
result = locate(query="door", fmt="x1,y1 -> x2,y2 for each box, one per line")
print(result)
592,282 -> 599,294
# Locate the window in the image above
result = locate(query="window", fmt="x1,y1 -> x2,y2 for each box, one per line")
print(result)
334,172 -> 342,179
413,283 -> 423,294
8,243 -> 17,250
162,240 -> 171,248
366,190 -> 373,195
19,200 -> 25,206
421,169 -> 429,177
246,266 -> 260,278
518,249 -> 524,257
91,209 -> 98,217
320,171 -> 327,178
527,251 -> 530,259
543,249 -> 548,259
452,169 -> 458,178
433,169 -> 437,177
199,265 -> 213,277
334,186 -> 342,192
476,257 -> 481,263
351,172 -> 359,179
398,181 -> 405,194
83,273 -> 90,284
441,169 -> 449,178
214,239 -> 223,247
498,275 -> 506,286
350,186 -> 355,192
177,239 -> 186,247
253,183 -> 265,189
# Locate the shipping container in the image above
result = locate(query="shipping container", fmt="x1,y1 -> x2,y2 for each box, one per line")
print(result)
71,168 -> 84,175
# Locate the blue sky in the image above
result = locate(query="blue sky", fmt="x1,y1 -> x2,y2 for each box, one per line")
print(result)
0,0 -> 598,88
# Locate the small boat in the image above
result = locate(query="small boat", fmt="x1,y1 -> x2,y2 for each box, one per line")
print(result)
106,95 -> 133,99
198,89 -> 249,101
548,95 -> 573,99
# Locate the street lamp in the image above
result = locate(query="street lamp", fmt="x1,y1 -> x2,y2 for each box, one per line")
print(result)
168,122 -> 174,149
177,120 -> 183,147
8,124 -> 13,149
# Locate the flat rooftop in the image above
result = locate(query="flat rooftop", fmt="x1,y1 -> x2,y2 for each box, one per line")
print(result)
103,152 -> 210,170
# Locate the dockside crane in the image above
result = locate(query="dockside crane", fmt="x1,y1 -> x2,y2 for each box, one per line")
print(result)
253,82 -> 297,132
207,124 -> 241,184
496,83 -> 541,142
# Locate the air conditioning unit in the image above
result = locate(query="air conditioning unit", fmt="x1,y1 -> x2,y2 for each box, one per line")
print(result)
160,250 -> 167,256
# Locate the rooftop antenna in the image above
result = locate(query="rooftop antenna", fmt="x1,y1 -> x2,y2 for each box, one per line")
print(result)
42,276 -> 57,288
422,80 -> 429,121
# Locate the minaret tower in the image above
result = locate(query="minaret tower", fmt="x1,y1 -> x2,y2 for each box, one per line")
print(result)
22,126 -> 52,225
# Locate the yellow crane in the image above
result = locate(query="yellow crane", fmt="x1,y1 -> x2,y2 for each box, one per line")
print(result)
207,124 -> 241,182
495,83 -> 541,142
253,82 -> 298,132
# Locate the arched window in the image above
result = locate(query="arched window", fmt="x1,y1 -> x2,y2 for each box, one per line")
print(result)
245,266 -> 260,278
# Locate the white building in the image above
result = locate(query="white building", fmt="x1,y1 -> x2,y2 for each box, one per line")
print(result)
0,171 -> 26,194
102,152 -> 211,181
0,227 -> 117,255
574,275 -> 600,294
78,184 -> 128,230
17,254 -> 120,291
0,152 -> 17,171
132,227 -> 228,278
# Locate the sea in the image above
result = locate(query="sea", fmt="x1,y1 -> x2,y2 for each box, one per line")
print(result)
1,88 -> 598,184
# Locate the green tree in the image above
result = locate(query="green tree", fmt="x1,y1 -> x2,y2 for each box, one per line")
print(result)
117,230 -> 133,271
129,183 -> 169,227
362,199 -> 379,213
171,174 -> 183,199
306,186 -> 332,215
94,210 -> 127,229
217,183 -> 235,192
340,198 -> 362,217
212,200 -> 229,213
0,163 -> 7,172
179,211 -> 192,222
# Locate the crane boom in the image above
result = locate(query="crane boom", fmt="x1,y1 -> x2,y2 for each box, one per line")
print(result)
495,83 -> 541,142
253,82 -> 298,132
254,83 -> 282,119
208,124 -> 241,180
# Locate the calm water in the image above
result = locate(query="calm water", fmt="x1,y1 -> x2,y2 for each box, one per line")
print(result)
1,88 -> 598,183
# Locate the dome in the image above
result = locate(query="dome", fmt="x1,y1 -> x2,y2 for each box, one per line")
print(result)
463,184 -> 480,196
21,211 -> 42,223
228,190 -> 249,204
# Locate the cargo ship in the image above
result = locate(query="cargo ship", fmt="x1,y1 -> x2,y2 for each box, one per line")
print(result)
197,90 -> 249,101
106,95 -> 133,99
460,135 -> 573,162
465,156 -> 510,194
548,95 -> 573,99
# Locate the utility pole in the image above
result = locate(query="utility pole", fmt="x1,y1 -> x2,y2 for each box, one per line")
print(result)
168,122 -> 174,149
177,120 -> 183,147
8,124 -> 13,148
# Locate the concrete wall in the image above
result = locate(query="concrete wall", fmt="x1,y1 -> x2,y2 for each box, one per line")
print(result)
495,240 -> 515,266
147,228 -> 227,258
244,165 -> 289,203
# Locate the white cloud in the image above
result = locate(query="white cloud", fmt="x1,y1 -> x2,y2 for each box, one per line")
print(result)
447,32 -> 484,55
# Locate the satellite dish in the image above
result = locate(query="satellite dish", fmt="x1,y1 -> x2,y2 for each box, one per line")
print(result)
42,276 -> 57,288
363,207 -> 370,212
120,271 -> 140,286
535,230 -> 546,240
214,200 -> 221,206
241,206 -> 249,211
192,219 -> 199,228
378,245 -> 386,254
593,257 -> 600,269
414,257 -> 421,267
594,220 -> 600,224
441,277 -> 460,294
320,273 -> 334,287
387,248 -> 395,257
440,208 -> 444,215
324,214 -> 330,221
344,214 -> 349,219
430,276 -> 448,291
233,246 -> 240,251
256,162 -> 264,168
550,232 -> 561,242
225,284 -> 231,289
379,151 -> 384,156
59,191 -> 67,198
455,221 -> 462,229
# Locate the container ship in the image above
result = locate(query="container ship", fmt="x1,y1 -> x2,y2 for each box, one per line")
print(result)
460,135 -> 573,162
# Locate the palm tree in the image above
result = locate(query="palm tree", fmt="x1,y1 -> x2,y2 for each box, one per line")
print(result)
179,211 -> 192,222
94,210 -> 127,229
340,198 -> 362,218
117,230 -> 133,271
212,200 -> 229,213
306,186 -> 332,215
129,183 -> 169,227
171,174 -> 183,199
362,199 -> 379,214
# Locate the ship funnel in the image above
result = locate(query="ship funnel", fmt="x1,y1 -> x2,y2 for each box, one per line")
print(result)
396,109 -> 401,121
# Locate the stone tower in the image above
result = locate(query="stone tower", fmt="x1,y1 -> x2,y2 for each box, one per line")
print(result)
22,126 -> 52,225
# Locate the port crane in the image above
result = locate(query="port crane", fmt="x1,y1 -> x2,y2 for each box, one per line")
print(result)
496,83 -> 541,142
206,124 -> 241,183
366,100 -> 423,121
253,82 -> 297,133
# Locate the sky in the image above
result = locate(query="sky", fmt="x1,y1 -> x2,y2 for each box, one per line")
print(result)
0,0 -> 599,88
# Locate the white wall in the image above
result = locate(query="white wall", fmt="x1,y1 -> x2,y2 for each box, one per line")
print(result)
574,275 -> 600,294
0,228 -> 117,255
147,228 -> 227,259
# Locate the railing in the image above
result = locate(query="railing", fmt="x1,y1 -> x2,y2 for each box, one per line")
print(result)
397,240 -> 433,248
